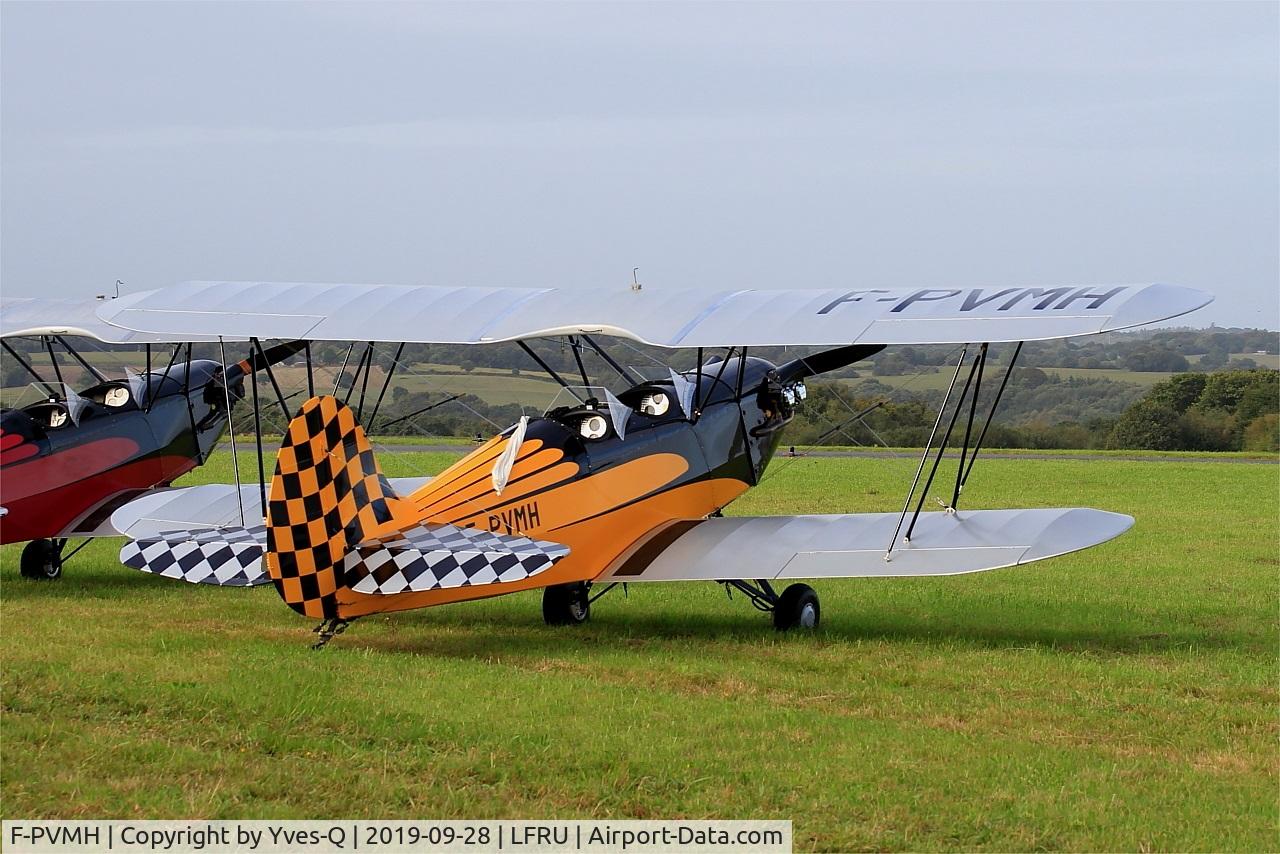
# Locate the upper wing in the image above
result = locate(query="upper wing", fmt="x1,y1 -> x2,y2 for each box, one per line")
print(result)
600,507 -> 1134,582
0,297 -> 232,343
89,281 -> 1212,347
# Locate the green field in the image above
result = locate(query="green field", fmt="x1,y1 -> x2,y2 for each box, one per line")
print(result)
1,452 -> 1276,851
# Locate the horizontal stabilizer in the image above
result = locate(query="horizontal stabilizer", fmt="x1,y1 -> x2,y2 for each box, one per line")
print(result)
602,508 -> 1133,582
118,516 -> 568,592
120,525 -> 269,587
110,478 -> 433,539
343,523 -> 570,594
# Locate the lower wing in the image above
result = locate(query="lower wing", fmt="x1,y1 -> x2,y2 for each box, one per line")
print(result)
601,508 -> 1133,582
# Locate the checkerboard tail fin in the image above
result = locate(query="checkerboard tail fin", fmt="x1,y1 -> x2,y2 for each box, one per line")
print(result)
264,395 -> 406,619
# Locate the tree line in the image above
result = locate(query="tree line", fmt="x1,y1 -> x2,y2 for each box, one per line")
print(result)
788,369 -> 1278,452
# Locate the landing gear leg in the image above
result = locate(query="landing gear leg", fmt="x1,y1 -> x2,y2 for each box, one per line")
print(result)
542,581 -> 591,625
312,617 -> 355,649
20,538 -> 64,580
722,579 -> 820,631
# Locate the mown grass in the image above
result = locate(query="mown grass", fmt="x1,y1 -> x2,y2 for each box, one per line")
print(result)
1,453 -> 1276,851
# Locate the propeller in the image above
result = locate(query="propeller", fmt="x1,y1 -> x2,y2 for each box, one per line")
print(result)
776,344 -> 885,384
201,340 -> 307,411
222,340 -> 308,385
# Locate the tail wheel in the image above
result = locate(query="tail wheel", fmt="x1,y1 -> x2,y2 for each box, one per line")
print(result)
542,582 -> 590,625
20,539 -> 62,581
773,583 -> 819,631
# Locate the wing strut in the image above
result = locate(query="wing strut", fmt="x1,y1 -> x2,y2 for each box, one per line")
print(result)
53,335 -> 108,384
956,341 -> 1022,501
365,342 -> 405,429
303,342 -> 315,397
217,337 -> 246,527
517,340 -> 586,404
886,345 -> 969,559
332,343 -> 356,395
693,348 -> 703,420
342,343 -> 374,407
884,341 -> 1025,560
145,343 -> 184,413
949,343 -> 989,508
42,336 -> 66,387
567,336 -> 591,387
580,335 -> 641,386
902,345 -> 985,541
706,346 -> 736,407
249,342 -> 268,516
249,337 -> 292,420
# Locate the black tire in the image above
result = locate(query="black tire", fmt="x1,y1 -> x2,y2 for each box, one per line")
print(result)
20,539 -> 62,581
542,582 -> 590,625
773,583 -> 819,631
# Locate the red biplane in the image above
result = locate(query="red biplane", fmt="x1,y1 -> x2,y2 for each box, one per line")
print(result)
0,298 -> 301,578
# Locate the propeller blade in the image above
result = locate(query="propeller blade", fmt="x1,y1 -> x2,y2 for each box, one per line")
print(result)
222,340 -> 307,383
776,344 -> 885,383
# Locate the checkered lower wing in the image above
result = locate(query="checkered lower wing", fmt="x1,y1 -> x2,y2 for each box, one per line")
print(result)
343,523 -> 570,594
120,525 -> 269,587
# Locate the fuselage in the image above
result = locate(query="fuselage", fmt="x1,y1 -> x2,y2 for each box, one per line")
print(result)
335,356 -> 798,616
0,360 -> 236,543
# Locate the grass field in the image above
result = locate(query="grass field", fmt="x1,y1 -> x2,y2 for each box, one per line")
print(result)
1,452 -> 1276,851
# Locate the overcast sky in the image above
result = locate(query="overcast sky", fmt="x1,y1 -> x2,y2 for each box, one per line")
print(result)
2,1 -> 1276,330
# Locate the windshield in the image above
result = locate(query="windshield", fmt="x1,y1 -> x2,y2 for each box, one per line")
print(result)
5,382 -> 91,426
543,385 -> 635,441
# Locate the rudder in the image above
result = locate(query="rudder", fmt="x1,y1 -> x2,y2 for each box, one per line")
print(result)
266,395 -> 401,618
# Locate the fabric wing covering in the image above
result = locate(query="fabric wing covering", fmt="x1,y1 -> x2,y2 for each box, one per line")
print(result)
62,280 -> 1214,347
602,507 -> 1134,581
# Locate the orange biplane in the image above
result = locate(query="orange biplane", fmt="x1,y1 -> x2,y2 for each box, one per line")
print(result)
29,279 -> 1211,645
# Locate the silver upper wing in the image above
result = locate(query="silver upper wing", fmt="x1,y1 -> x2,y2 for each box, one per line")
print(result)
1,297 -> 234,342
85,281 -> 1212,347
600,507 -> 1134,581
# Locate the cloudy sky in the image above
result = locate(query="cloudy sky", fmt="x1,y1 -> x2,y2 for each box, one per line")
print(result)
2,1 -> 1276,329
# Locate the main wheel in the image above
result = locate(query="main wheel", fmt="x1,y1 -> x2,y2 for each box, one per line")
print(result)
542,582 -> 590,625
20,539 -> 62,581
773,583 -> 819,631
